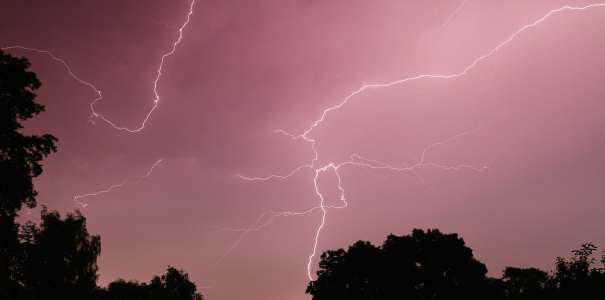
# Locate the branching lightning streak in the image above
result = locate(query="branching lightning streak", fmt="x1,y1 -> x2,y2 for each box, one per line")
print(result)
10,0 -> 601,286
1,45 -> 104,114
304,4 -> 605,146
239,128 -> 485,278
73,159 -> 162,207
235,3 -> 605,281
2,0 -> 196,132
466,43 -> 508,100
90,0 -> 196,132
201,206 -> 327,272
407,0 -> 466,50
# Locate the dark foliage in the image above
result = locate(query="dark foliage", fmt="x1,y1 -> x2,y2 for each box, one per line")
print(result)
306,229 -> 490,300
548,243 -> 605,299
0,48 -> 57,300
501,267 -> 550,300
0,50 -> 204,300
13,206 -> 101,300
493,243 -> 605,300
94,266 -> 203,300
0,49 -> 57,219
307,230 -> 605,300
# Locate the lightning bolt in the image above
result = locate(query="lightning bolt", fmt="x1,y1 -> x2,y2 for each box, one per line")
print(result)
233,3 -> 605,280
4,0 -> 604,288
73,159 -> 163,207
1,0 -> 196,132
238,127 -> 487,279
407,0 -> 467,51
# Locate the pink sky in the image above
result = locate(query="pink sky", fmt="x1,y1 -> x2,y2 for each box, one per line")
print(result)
2,1 -> 605,299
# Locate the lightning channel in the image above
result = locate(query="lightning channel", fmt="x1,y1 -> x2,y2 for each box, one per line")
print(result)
90,0 -> 196,132
235,3 -> 605,281
73,159 -> 163,207
2,0 -> 196,132
407,0 -> 467,50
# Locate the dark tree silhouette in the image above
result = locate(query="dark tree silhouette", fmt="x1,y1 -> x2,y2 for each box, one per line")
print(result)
96,278 -> 149,300
95,266 -> 204,300
306,228 -> 605,300
306,229 -> 490,300
0,49 -> 57,218
548,243 -> 605,300
14,206 -> 101,300
501,267 -> 550,300
148,267 -> 204,300
0,49 -> 57,300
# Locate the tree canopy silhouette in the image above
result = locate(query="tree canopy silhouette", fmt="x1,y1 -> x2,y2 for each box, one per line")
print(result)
0,48 -> 57,300
0,50 -> 205,300
94,266 -> 204,300
307,229 -> 605,300
501,267 -> 550,300
306,228 -> 490,300
13,206 -> 101,300
0,49 -> 57,219
549,243 -> 605,300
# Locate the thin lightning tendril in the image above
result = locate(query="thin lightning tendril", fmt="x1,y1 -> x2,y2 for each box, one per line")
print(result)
73,159 -> 163,207
90,0 -> 197,132
407,0 -> 467,51
1,0 -> 196,132
236,3 -> 605,280
3,0 -> 604,287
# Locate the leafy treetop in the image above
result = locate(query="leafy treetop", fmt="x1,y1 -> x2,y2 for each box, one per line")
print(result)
0,49 -> 57,218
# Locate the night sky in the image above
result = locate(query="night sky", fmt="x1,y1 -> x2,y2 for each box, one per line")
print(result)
2,1 -> 605,299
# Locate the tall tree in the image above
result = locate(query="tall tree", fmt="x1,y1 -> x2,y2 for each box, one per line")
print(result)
306,229 -> 490,300
14,206 -> 101,300
0,49 -> 57,218
0,48 -> 57,299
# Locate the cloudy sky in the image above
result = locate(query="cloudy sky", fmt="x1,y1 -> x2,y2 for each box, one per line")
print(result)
2,0 -> 605,299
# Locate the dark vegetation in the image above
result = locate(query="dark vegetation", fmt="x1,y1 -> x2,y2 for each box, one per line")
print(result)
93,266 -> 203,300
0,50 -> 203,300
307,229 -> 605,300
2,50 -> 605,300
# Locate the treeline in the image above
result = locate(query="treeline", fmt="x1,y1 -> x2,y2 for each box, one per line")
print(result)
3,44 -> 605,300
0,49 -> 203,300
3,206 -> 203,300
94,267 -> 203,300
306,229 -> 605,300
